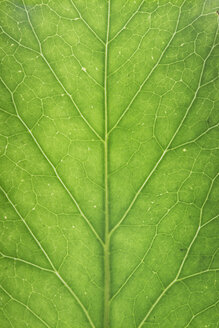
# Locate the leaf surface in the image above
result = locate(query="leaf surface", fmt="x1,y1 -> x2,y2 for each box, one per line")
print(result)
0,0 -> 219,327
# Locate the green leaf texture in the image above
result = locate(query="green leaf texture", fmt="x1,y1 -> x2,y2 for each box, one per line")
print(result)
0,0 -> 219,327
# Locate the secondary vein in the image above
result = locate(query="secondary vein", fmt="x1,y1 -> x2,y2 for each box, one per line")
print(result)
0,185 -> 96,328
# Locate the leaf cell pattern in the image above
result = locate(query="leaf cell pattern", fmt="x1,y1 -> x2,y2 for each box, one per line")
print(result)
0,0 -> 219,327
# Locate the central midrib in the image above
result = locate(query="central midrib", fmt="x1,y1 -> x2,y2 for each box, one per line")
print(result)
104,1 -> 111,328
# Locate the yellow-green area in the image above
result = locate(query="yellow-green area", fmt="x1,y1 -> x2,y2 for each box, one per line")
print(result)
0,0 -> 219,327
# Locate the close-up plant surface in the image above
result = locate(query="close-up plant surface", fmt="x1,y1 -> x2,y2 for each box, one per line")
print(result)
0,0 -> 219,327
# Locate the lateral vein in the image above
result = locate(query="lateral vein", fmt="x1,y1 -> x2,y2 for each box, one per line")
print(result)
21,0 -> 104,143
0,185 -> 96,328
0,76 -> 104,247
110,13 -> 218,237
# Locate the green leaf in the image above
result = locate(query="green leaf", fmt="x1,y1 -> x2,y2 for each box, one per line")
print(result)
0,0 -> 219,327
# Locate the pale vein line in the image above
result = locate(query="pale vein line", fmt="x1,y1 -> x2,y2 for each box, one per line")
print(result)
103,1 -> 111,327
171,176 -> 217,283
21,0 -> 104,143
69,0 -> 105,45
110,1 -> 208,46
184,300 -> 219,328
108,2 -> 216,135
200,76 -> 219,88
0,252 -> 54,273
0,285 -> 52,328
108,0 -> 185,136
1,308 -> 15,328
110,235 -> 157,303
0,26 -> 39,54
176,0 -> 212,35
0,25 -> 103,90
0,76 -> 104,247
137,172 -> 218,328
110,202 -> 178,302
108,0 -> 145,44
178,269 -> 219,282
0,107 -> 17,116
58,34 -> 104,89
201,214 -> 219,228
169,123 -> 219,151
110,18 -> 218,237
108,1 -> 214,79
108,27 -> 151,78
200,172 -> 219,226
0,186 -> 96,328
